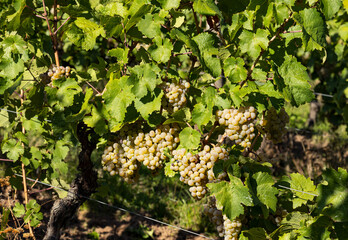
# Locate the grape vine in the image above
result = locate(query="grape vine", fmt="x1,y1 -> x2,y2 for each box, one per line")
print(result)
0,0 -> 347,239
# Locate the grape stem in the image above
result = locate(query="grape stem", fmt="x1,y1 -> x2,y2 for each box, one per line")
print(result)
242,132 -> 261,157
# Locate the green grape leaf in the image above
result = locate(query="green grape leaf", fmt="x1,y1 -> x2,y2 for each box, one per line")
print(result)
129,63 -> 161,99
321,0 -> 342,19
202,87 -> 217,110
277,55 -> 314,107
53,140 -> 69,161
1,138 -> 24,161
0,58 -> 25,80
125,0 -> 152,31
179,127 -> 201,150
223,57 -> 247,83
83,104 -> 108,135
97,1 -> 128,18
193,32 -> 221,77
103,75 -> 135,127
134,90 -> 164,124
239,29 -> 269,59
317,168 -> 348,222
108,47 -> 129,65
6,0 -> 26,30
164,162 -> 176,177
170,29 -> 200,56
251,68 -> 267,81
252,172 -> 279,213
1,32 -> 28,60
258,81 -> 282,99
289,173 -> 318,208
207,176 -> 253,220
300,216 -> 332,240
191,103 -> 212,128
243,10 -> 256,31
54,78 -> 82,108
13,202 -> 25,218
193,0 -> 221,17
294,8 -> 326,51
66,88 -> 93,122
137,13 -> 164,38
240,228 -> 270,240
72,17 -> 105,50
158,0 -> 181,10
149,37 -> 173,63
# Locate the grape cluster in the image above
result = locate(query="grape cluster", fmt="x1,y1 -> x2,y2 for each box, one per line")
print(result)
261,107 -> 289,144
162,80 -> 190,112
216,106 -> 257,148
170,145 -> 228,199
48,65 -> 71,81
204,197 -> 242,240
102,125 -> 180,183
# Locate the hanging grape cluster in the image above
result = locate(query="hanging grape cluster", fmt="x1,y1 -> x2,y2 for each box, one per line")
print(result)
161,80 -> 190,112
216,106 -> 257,148
102,125 -> 180,183
170,145 -> 228,199
47,65 -> 71,81
261,107 -> 289,144
204,197 -> 242,240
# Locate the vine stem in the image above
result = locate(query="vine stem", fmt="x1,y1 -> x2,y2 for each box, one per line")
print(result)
20,89 -> 36,240
42,0 -> 60,67
240,12 -> 294,88
191,3 -> 201,33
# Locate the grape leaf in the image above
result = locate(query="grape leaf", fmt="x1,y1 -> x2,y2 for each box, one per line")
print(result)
158,0 -> 181,10
179,127 -> 201,150
240,228 -> 270,240
252,172 -> 278,213
108,47 -> 129,65
13,202 -> 25,218
83,104 -> 108,135
149,37 -> 173,63
164,162 -> 176,177
191,103 -> 212,127
321,0 -> 342,19
98,1 -> 128,18
103,75 -> 135,127
193,0 -> 221,17
134,90 -> 164,123
137,13 -> 164,38
193,32 -> 221,77
294,8 -> 326,51
72,17 -> 106,51
207,176 -> 253,220
239,29 -> 269,59
317,168 -> 348,222
53,140 -> 69,161
54,78 -> 82,108
1,138 -> 24,161
289,173 -> 318,208
223,57 -> 247,83
129,63 -> 161,99
66,88 -> 93,122
277,55 -> 314,107
6,0 -> 26,30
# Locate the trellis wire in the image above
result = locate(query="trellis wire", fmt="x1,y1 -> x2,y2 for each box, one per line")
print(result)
0,107 -> 51,123
277,185 -> 318,197
9,172 -> 215,240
